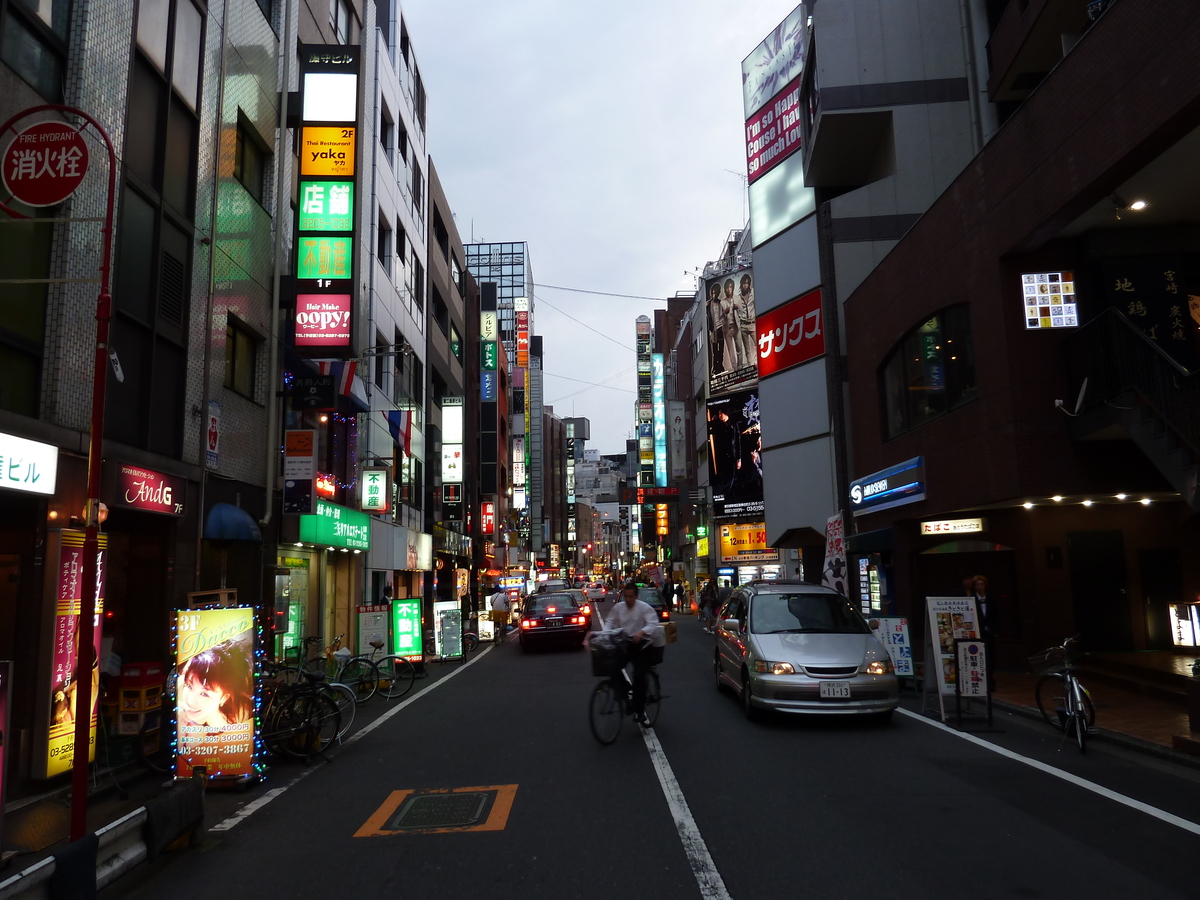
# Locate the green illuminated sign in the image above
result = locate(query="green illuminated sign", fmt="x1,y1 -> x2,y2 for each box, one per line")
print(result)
481,340 -> 497,371
298,499 -> 370,549
391,599 -> 423,658
299,180 -> 354,231
297,236 -> 352,280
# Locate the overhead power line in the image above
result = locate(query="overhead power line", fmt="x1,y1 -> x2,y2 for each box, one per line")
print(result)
535,282 -> 669,302
545,366 -> 634,405
534,293 -> 635,351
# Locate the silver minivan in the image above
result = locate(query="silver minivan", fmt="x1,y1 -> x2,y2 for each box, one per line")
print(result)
714,581 -> 898,720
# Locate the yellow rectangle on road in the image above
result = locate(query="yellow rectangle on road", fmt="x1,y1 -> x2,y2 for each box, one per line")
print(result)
355,784 -> 518,836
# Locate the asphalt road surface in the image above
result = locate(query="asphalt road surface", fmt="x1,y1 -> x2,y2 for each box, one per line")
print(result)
112,597 -> 1200,899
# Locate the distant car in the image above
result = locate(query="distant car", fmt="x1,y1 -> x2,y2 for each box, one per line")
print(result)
636,587 -> 671,623
585,582 -> 607,601
537,579 -> 568,593
519,592 -> 590,651
714,581 -> 898,721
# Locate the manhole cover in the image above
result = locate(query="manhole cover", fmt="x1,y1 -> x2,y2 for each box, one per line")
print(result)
387,791 -> 495,830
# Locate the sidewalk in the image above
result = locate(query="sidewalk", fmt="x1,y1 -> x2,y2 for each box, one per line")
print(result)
991,670 -> 1194,754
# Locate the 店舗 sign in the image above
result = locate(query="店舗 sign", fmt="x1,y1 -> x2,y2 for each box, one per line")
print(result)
920,517 -> 985,535
0,431 -> 58,495
3,121 -> 89,207
299,499 -> 370,550
849,457 -> 925,517
756,288 -> 824,378
295,45 -> 360,358
114,464 -> 185,516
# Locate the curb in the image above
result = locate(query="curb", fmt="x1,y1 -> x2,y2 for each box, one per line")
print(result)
991,696 -> 1200,772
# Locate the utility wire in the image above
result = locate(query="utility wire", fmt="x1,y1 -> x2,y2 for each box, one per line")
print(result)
545,366 -> 635,405
534,293 -> 636,351
535,282 -> 669,302
543,369 -> 636,392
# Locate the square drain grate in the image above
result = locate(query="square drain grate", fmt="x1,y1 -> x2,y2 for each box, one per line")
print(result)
386,791 -> 495,830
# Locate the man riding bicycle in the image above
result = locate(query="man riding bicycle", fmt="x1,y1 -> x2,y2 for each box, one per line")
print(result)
604,582 -> 663,727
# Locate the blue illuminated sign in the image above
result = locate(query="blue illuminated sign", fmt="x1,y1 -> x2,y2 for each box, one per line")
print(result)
652,354 -> 667,486
848,457 -> 925,517
481,369 -> 497,401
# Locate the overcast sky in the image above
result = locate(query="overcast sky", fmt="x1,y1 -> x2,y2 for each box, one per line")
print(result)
404,0 -> 803,456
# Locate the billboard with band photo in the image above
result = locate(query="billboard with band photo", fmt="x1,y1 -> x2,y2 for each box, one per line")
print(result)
706,389 -> 764,519
705,268 -> 758,397
174,606 -> 256,779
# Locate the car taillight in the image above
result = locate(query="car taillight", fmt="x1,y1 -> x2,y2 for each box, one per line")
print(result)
521,620 -> 533,629
581,605 -> 591,615
547,606 -> 557,614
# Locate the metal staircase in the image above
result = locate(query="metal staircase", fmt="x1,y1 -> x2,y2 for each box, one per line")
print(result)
1064,308 -> 1200,510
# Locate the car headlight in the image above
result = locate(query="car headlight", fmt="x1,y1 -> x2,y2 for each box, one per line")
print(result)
752,660 -> 795,675
863,658 -> 894,675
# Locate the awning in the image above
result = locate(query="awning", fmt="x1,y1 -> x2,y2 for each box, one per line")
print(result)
203,503 -> 262,542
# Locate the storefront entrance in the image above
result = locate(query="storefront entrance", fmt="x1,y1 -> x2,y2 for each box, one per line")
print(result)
1067,531 -> 1132,651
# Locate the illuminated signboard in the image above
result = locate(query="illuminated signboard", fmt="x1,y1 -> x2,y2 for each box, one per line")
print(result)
174,606 -> 258,779
718,522 -> 779,563
481,369 -> 497,401
920,518 -> 985,535
42,529 -> 106,778
0,431 -> 57,495
1022,271 -> 1077,329
391,599 -> 423,660
299,127 -> 356,177
481,340 -> 497,370
299,499 -> 370,549
302,72 -> 357,121
441,445 -> 463,483
652,353 -> 667,486
849,457 -> 925,517
482,501 -> 495,535
360,466 -> 391,513
296,236 -> 352,279
295,294 -> 351,347
480,311 -> 498,341
298,180 -> 354,230
113,464 -> 185,516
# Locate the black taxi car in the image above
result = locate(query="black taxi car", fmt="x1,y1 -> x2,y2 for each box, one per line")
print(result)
518,592 -> 591,651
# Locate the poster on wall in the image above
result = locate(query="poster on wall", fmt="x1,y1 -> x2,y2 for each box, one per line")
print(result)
43,530 -> 106,778
705,269 -> 758,397
174,606 -> 257,779
706,389 -> 763,518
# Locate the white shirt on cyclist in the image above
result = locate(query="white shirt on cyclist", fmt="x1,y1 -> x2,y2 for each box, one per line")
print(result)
605,599 -> 662,646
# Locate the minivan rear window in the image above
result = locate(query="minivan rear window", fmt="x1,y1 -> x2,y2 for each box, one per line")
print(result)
750,593 -> 869,635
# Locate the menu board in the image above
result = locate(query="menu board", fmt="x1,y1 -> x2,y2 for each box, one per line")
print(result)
433,600 -> 462,659
174,607 -> 256,779
924,597 -> 980,721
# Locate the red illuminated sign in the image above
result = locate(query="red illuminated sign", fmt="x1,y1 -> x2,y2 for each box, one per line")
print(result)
481,501 -> 495,535
2,122 -> 89,207
756,288 -> 825,378
315,473 -> 337,498
295,294 -> 351,347
114,465 -> 185,516
745,75 -> 802,185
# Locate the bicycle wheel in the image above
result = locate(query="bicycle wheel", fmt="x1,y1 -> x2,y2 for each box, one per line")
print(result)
588,681 -> 623,745
1035,674 -> 1068,731
324,683 -> 357,739
643,670 -> 661,727
464,632 -> 479,653
375,655 -> 416,700
1074,709 -> 1088,753
337,657 -> 380,703
272,665 -> 303,686
284,692 -> 340,758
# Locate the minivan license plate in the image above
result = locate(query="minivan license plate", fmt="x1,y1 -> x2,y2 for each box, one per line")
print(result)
819,681 -> 850,699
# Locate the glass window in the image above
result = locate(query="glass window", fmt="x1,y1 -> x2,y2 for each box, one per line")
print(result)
224,319 -> 257,399
171,0 -> 202,110
136,0 -> 169,71
749,592 -> 869,635
450,324 -> 462,361
1,8 -> 63,100
880,304 -> 976,438
234,116 -> 267,204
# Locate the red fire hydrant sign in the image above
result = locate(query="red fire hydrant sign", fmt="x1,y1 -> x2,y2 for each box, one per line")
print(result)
2,121 -> 89,207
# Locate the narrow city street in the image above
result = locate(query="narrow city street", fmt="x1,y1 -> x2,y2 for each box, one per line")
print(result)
112,604 -> 1200,900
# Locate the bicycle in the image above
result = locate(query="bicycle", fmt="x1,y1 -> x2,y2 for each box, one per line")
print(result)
357,639 -> 416,700
587,634 -> 662,745
1031,636 -> 1096,753
267,641 -> 358,739
260,670 -> 341,761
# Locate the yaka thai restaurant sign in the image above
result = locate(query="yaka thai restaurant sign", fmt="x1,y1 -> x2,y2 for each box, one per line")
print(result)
114,464 -> 186,516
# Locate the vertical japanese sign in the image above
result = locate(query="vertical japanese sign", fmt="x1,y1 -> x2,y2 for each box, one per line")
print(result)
296,45 -> 360,355
956,641 -> 988,697
391,599 -> 423,660
206,400 -> 221,470
357,604 -> 389,655
174,606 -> 257,779
869,617 -> 913,677
652,353 -> 667,486
515,297 -> 530,368
283,429 -> 316,514
821,513 -> 847,599
43,530 -> 107,778
360,466 -> 391,513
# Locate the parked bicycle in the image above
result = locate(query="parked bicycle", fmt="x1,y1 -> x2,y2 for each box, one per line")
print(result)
356,639 -> 417,700
1031,635 -> 1095,753
587,633 -> 662,745
260,670 -> 341,761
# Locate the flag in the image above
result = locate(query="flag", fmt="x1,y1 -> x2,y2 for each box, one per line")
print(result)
822,512 -> 848,597
383,410 -> 412,457
317,360 -> 357,395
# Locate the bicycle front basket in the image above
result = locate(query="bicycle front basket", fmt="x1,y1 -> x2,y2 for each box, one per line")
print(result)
1028,646 -> 1068,674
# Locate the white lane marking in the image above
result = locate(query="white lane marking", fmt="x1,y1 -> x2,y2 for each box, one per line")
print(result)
641,727 -> 733,900
210,646 -> 494,832
896,708 -> 1200,836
